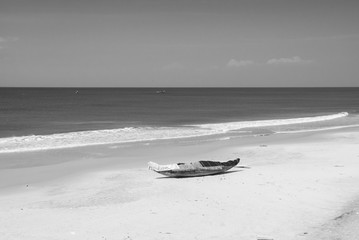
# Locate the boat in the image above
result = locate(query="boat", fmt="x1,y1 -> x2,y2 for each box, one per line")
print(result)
148,158 -> 240,177
156,90 -> 166,94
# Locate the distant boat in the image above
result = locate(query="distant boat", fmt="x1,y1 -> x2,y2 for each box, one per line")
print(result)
148,158 -> 240,177
156,90 -> 166,94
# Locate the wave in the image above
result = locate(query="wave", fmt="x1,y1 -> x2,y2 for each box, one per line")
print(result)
193,112 -> 349,132
0,127 -> 211,153
0,112 -> 349,153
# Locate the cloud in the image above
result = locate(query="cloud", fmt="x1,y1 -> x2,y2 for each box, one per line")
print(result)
266,56 -> 312,65
301,34 -> 359,41
0,37 -> 18,43
226,59 -> 254,68
0,37 -> 19,50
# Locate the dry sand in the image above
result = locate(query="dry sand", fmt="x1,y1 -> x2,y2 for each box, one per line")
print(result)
1,128 -> 359,240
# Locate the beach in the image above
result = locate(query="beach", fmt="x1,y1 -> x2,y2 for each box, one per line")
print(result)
2,0 -> 358,237
1,126 -> 358,240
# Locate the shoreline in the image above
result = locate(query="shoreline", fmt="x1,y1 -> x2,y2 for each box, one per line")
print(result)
0,111 -> 356,154
0,125 -> 352,191
0,127 -> 359,239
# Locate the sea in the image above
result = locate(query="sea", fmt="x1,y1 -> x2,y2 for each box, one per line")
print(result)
1,88 -> 359,153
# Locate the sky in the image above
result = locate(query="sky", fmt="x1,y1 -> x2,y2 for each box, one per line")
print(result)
0,0 -> 359,87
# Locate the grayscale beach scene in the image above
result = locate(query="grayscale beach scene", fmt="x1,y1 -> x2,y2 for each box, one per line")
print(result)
1,1 -> 359,240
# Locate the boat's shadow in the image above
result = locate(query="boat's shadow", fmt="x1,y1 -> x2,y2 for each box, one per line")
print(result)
155,167 -> 248,179
236,165 -> 251,169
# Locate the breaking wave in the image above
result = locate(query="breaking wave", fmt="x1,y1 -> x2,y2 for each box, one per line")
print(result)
194,112 -> 349,132
0,112 -> 349,153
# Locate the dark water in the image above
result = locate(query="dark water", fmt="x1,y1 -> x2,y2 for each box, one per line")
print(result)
1,88 -> 358,138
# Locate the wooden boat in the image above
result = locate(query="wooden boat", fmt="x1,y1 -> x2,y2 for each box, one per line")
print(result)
148,158 -> 240,177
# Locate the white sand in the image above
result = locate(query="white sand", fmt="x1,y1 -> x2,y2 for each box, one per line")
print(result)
1,128 -> 359,240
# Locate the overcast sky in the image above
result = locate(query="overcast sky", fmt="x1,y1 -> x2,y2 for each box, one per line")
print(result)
1,0 -> 358,87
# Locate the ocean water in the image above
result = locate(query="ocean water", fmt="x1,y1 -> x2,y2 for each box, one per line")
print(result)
0,88 -> 358,153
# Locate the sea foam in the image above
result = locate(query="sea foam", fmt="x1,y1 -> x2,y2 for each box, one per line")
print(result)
0,112 -> 349,153
194,112 -> 349,132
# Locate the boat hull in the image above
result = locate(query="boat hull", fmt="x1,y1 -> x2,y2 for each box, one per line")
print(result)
148,158 -> 240,178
